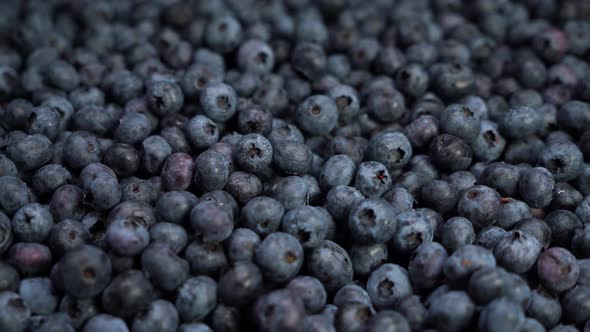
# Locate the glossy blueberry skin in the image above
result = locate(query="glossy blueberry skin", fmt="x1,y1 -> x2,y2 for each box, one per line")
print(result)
56,245 -> 111,299
457,185 -> 502,228
240,196 -> 284,237
324,186 -> 364,223
444,244 -> 496,281
268,119 -> 305,146
146,80 -> 184,116
519,167 -> 556,208
499,106 -> 542,139
354,161 -> 392,198
308,240 -> 353,292
271,176 -> 309,211
478,297 -> 525,332
0,262 -> 18,292
348,198 -> 397,244
83,314 -> 128,332
429,134 -> 472,171
6,133 -> 53,172
442,217 -> 475,252
115,111 -> 152,145
210,304 -> 240,332
285,275 -> 326,314
131,299 -> 178,332
540,141 -> 583,182
190,200 -> 234,243
328,84 -> 360,125
408,242 -> 448,290
218,260 -> 263,307
255,232 -> 303,283
526,289 -> 562,328
253,288 -> 305,332
11,203 -> 52,243
155,191 -> 198,224
335,301 -> 373,332
493,230 -> 542,274
272,140 -> 312,176
537,247 -> 580,294
366,131 -> 413,170
200,83 -> 237,123
0,291 -> 31,332
404,115 -> 439,149
367,263 -> 412,309
81,171 -> 122,212
562,286 -> 590,324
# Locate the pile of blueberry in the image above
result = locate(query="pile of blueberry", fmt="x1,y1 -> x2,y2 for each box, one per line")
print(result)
2,0 -> 590,331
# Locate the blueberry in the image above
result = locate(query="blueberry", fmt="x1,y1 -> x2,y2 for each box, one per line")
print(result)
348,198 -> 397,244
537,247 -> 580,293
494,230 -> 542,274
526,289 -> 562,329
366,131 -> 413,170
367,263 -> 412,309
190,200 -> 233,243
226,228 -> 260,262
335,302 -> 373,332
308,240 -> 353,292
0,291 -> 30,332
328,84 -> 360,125
253,288 -> 305,332
440,104 -> 482,143
350,242 -> 388,277
236,102 -> 273,136
429,134 -> 472,171
457,185 -> 502,228
319,155 -> 356,191
272,140 -> 312,175
161,153 -> 195,191
11,203 -> 52,243
518,167 -> 555,208
141,242 -> 189,292
234,133 -> 273,175
200,83 -> 237,122
408,242 -> 448,290
103,143 -> 140,178
281,206 -> 330,248
561,286 -> 590,324
47,219 -> 89,256
441,217 -> 475,252
515,217 -> 552,248
271,176 -> 309,211
444,244 -> 496,281
255,232 -> 303,283
115,111 -> 152,145
478,162 -> 520,197
6,134 -> 53,172
324,185 -> 364,222
31,164 -> 71,195
421,180 -> 458,214
56,245 -> 111,299
205,16 -> 242,53
210,304 -> 240,332
185,115 -> 219,150
478,297 -> 525,332
155,191 -> 198,224
296,95 -> 338,135
391,211 -> 433,255
10,242 -> 52,275
184,238 -> 228,276
292,42 -> 327,80
540,141 -> 584,182
83,314 -> 128,332
367,310 -> 411,332
132,300 -> 179,332
354,161 -> 392,198
268,119 -> 304,146
0,262 -> 18,292
367,85 -> 406,123
178,322 -> 213,332
18,277 -> 57,315
146,80 -> 183,116
403,115 -> 439,149
427,291 -> 475,332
